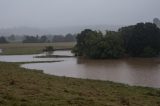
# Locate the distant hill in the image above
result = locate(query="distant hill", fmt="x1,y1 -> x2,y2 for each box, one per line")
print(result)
0,25 -> 122,36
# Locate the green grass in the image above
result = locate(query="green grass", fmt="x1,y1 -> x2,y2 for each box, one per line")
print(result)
0,62 -> 160,106
0,42 -> 75,55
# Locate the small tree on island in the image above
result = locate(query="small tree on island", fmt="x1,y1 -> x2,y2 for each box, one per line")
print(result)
43,46 -> 55,56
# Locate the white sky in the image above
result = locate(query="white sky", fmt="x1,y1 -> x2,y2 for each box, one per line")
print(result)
0,0 -> 160,28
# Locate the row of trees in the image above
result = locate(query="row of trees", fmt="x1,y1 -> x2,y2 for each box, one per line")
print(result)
52,34 -> 76,42
0,34 -> 76,43
73,22 -> 160,58
22,34 -> 76,43
22,35 -> 48,43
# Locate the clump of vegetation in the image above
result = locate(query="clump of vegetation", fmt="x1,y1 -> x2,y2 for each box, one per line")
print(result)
119,22 -> 160,57
72,29 -> 125,59
73,22 -> 160,58
43,46 -> 55,56
43,46 -> 54,52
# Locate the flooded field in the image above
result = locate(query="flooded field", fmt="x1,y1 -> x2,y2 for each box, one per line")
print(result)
1,50 -> 160,88
22,56 -> 160,88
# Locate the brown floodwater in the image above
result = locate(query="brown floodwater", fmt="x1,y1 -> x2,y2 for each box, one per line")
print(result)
1,50 -> 160,88
21,51 -> 160,88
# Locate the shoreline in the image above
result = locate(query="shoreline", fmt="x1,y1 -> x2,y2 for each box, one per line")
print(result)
0,61 -> 160,105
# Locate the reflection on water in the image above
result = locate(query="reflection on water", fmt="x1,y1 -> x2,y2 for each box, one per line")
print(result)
22,51 -> 160,88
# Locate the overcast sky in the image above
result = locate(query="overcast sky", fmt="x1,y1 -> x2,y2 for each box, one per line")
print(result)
0,0 -> 160,28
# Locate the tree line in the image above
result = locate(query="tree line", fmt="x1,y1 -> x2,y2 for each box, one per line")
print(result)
72,22 -> 160,58
22,34 -> 76,43
0,34 -> 76,43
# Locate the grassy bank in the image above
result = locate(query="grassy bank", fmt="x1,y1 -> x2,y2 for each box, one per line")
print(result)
0,42 -> 75,55
0,62 -> 160,106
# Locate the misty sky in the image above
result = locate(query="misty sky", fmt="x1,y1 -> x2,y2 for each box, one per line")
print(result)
0,0 -> 160,28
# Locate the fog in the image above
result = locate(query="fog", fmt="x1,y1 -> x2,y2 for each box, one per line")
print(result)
0,0 -> 160,28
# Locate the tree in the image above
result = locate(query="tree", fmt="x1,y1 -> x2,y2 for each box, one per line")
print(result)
0,36 -> 8,43
65,33 -> 76,42
119,22 -> 160,57
43,46 -> 54,56
52,34 -> 76,42
98,31 -> 124,58
73,29 -> 103,57
40,35 -> 47,43
22,36 -> 39,43
153,18 -> 160,28
52,35 -> 65,42
73,29 -> 124,59
8,34 -> 15,41
73,22 -> 160,59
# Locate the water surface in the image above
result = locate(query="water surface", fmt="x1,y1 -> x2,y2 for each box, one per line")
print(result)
0,51 -> 67,62
22,51 -> 160,88
1,50 -> 160,88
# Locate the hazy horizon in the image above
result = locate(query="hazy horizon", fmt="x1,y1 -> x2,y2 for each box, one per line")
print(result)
0,0 -> 160,29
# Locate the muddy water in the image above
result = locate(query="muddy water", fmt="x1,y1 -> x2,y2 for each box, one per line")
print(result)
1,50 -> 160,88
21,51 -> 160,88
